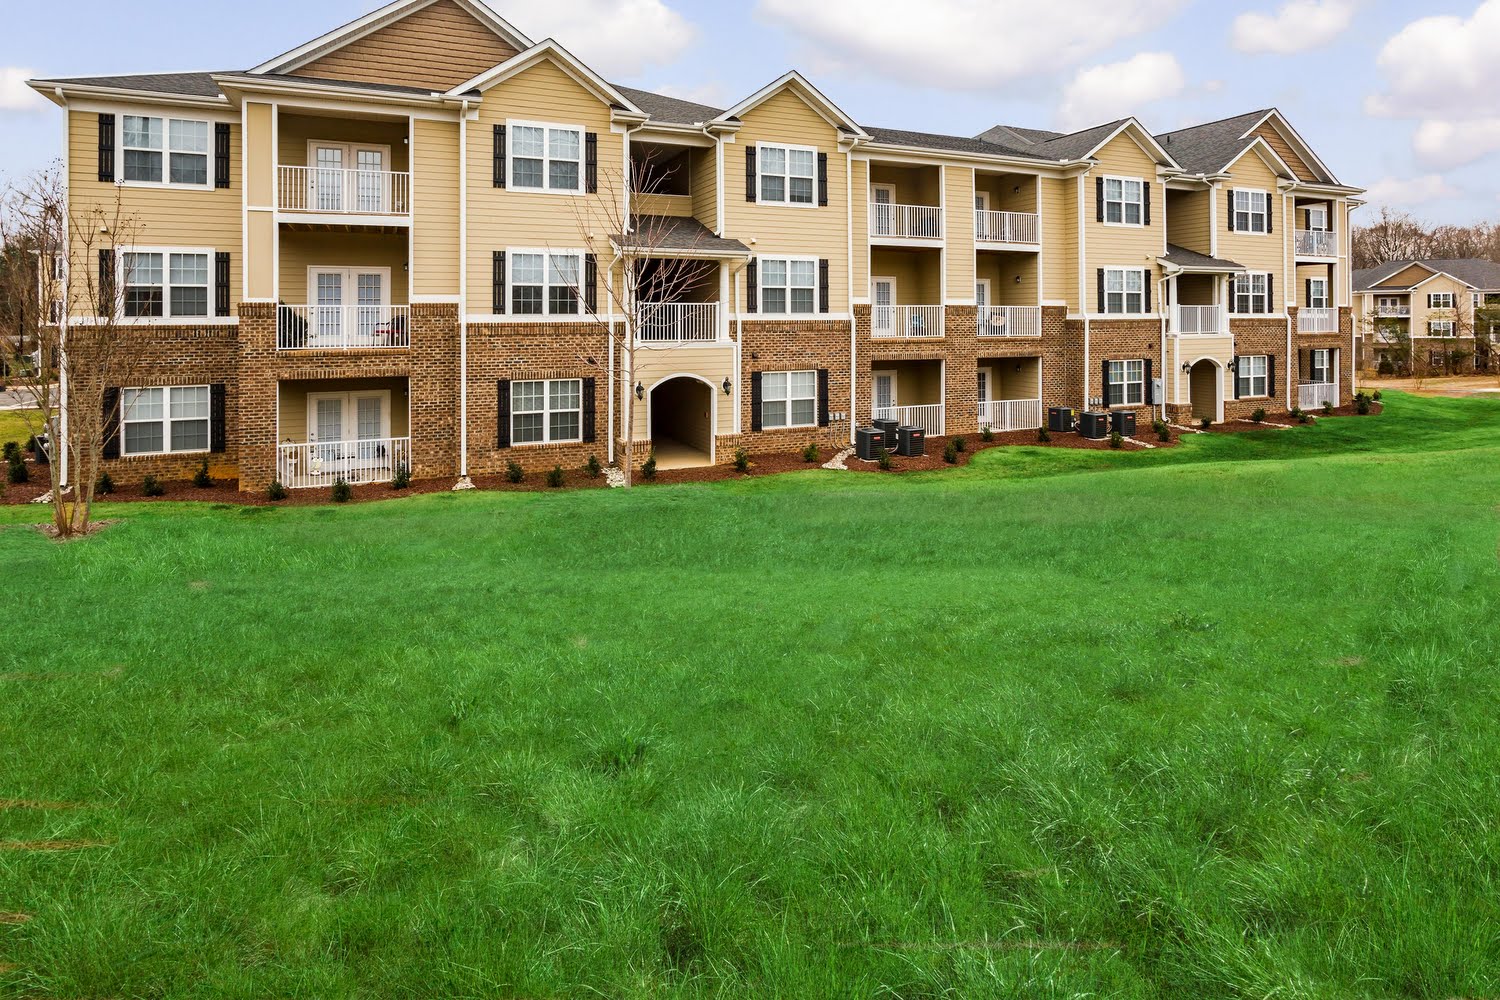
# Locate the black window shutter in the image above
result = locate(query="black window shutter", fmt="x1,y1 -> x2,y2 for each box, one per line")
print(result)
493,125 -> 506,188
1227,189 -> 1236,232
1306,279 -> 1313,308
818,259 -> 830,313
101,387 -> 120,460
1267,353 -> 1276,397
1100,359 -> 1112,407
1144,360 -> 1154,405
214,124 -> 231,188
492,252 -> 505,314
1266,194 -> 1274,234
215,252 -> 231,317
1233,357 -> 1243,399
1267,274 -> 1275,311
817,153 -> 828,207
1228,276 -> 1238,314
582,376 -> 597,444
98,249 -> 115,316
745,147 -> 757,202
98,114 -> 115,183
817,368 -> 830,427
496,380 -> 512,448
1096,176 -> 1104,223
1144,271 -> 1152,313
1096,268 -> 1105,314
585,132 -> 598,194
1143,182 -> 1151,225
210,383 -> 227,452
746,259 -> 758,313
585,253 -> 598,313
750,372 -> 763,431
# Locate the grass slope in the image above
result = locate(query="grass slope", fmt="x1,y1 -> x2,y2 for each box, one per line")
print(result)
1,393 -> 1498,998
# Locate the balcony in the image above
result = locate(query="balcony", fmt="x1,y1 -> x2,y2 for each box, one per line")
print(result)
871,305 -> 944,339
1298,307 -> 1339,334
977,398 -> 1042,432
1295,230 -> 1337,257
638,303 -> 720,344
1298,383 -> 1337,410
277,166 -> 411,219
1173,305 -> 1224,336
1376,304 -> 1411,317
977,305 -> 1041,338
277,305 -> 411,351
277,437 -> 411,490
975,210 -> 1039,245
873,403 -> 945,437
870,203 -> 943,242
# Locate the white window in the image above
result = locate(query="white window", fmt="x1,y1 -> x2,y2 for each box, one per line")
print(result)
509,251 -> 582,315
1309,349 -> 1331,384
1103,268 -> 1146,314
121,385 -> 211,456
1428,292 -> 1455,310
1107,359 -> 1145,406
761,371 -> 817,429
509,122 -> 583,193
1103,176 -> 1144,225
1308,278 -> 1329,309
1377,296 -> 1405,315
512,379 -> 582,444
1234,189 -> 1271,234
758,143 -> 817,206
1429,320 -> 1456,336
122,250 -> 210,319
1307,205 -> 1328,231
121,115 -> 210,187
759,257 -> 818,315
1237,355 -> 1268,397
1234,273 -> 1270,314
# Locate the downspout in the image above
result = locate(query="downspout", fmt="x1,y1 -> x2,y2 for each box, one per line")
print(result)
455,98 -> 474,489
607,249 -> 622,465
1158,265 -> 1176,423
56,87 -> 70,488
846,141 -> 857,442
727,256 -> 748,435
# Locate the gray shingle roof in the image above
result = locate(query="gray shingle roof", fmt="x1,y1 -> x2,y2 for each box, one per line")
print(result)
614,85 -> 722,125
31,71 -> 227,98
1353,261 -> 1419,290
613,216 -> 750,256
1154,110 -> 1269,176
863,126 -> 1038,159
1162,244 -> 1245,271
1026,119 -> 1133,162
1354,259 -> 1500,292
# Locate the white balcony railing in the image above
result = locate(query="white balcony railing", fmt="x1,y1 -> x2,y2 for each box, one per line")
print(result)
277,165 -> 411,216
1173,304 -> 1223,335
277,305 -> 411,351
637,302 -> 719,343
1376,304 -> 1411,317
277,437 -> 411,490
871,305 -> 944,339
977,398 -> 1043,433
1295,230 -> 1337,256
1298,307 -> 1338,334
977,305 -> 1042,337
1298,383 -> 1337,410
870,203 -> 943,240
975,210 -> 1040,244
872,403 -> 945,437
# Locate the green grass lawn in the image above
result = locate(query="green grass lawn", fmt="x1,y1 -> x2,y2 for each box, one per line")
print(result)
2,392 -> 1498,998
0,410 -> 39,455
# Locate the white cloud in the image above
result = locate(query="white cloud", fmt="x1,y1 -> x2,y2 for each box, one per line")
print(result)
1231,0 -> 1357,55
1057,52 -> 1186,131
1413,119 -> 1500,170
505,0 -> 696,77
1362,174 -> 1460,209
0,68 -> 47,113
1366,1 -> 1500,120
652,81 -> 730,111
755,0 -> 1189,90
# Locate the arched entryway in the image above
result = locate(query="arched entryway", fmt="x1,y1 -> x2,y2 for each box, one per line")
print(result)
1189,359 -> 1223,424
649,376 -> 715,469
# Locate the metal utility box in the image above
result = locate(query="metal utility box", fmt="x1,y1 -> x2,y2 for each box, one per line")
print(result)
873,417 -> 900,444
1111,410 -> 1137,437
896,426 -> 926,457
1078,411 -> 1111,440
1048,407 -> 1077,433
855,427 -> 886,461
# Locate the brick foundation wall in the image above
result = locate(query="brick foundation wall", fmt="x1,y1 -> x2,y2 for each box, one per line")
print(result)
1086,319 -> 1165,427
1224,317 -> 1289,421
739,318 -> 853,454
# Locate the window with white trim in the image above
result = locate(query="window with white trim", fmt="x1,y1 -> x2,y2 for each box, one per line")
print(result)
1103,177 -> 1144,225
1107,359 -> 1145,406
509,251 -> 581,315
1428,292 -> 1455,310
1103,268 -> 1146,314
1429,320 -> 1456,336
761,371 -> 817,429
1306,205 -> 1328,231
759,257 -> 817,314
1308,278 -> 1329,308
1237,355 -> 1268,397
1234,189 -> 1271,233
121,385 -> 210,456
509,122 -> 583,193
512,379 -> 582,444
122,251 -> 210,319
1234,273 -> 1270,314
1309,349 -> 1331,384
758,143 -> 816,206
122,115 -> 210,186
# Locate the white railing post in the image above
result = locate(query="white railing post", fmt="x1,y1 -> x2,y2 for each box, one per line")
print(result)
1298,307 -> 1337,334
974,210 -> 1040,244
276,437 -> 411,489
277,304 -> 411,351
871,305 -> 944,338
976,398 -> 1043,432
637,303 -> 720,344
277,165 -> 410,216
870,203 -> 944,239
872,403 -> 945,437
977,305 -> 1041,337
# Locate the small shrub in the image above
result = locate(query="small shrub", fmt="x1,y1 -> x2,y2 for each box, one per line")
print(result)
1109,431 -> 1124,450
641,451 -> 658,481
802,442 -> 819,463
980,426 -> 994,442
95,471 -> 115,496
1152,419 -> 1171,443
331,477 -> 352,503
943,440 -> 959,465
1199,417 -> 1213,431
392,464 -> 411,490
6,454 -> 27,485
1295,408 -> 1311,425
141,475 -> 165,497
1251,407 -> 1267,424
506,461 -> 524,484
1373,390 -> 1383,401
952,436 -> 967,453
877,448 -> 893,471
546,465 -> 565,488
1037,425 -> 1051,443
1322,400 -> 1335,416
192,458 -> 212,489
584,454 -> 602,479
267,480 -> 288,502
1377,358 -> 1395,376
734,448 -> 750,473
1356,396 -> 1371,415
2,441 -> 19,464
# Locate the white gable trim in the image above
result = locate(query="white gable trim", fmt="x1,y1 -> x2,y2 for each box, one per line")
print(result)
1073,118 -> 1182,171
1222,137 -> 1294,180
1409,269 -> 1478,293
447,40 -> 642,114
1240,110 -> 1336,184
251,0 -> 533,76
712,71 -> 869,139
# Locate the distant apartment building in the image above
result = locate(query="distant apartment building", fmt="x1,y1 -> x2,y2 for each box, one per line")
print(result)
1354,259 -> 1500,372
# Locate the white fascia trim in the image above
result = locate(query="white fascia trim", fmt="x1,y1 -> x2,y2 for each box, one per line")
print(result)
1072,119 -> 1182,171
212,75 -> 457,110
33,84 -> 230,111
856,144 -> 1060,174
1240,110 -> 1339,186
711,71 -> 869,139
448,40 -> 641,115
1222,137 -> 1295,180
251,0 -> 533,76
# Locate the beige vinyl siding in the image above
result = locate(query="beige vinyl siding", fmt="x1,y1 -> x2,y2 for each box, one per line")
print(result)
630,346 -> 738,438
723,89 -> 849,310
290,0 -> 519,92
993,362 -> 1041,401
851,158 -> 869,294
978,252 -> 1038,306
412,118 -> 460,298
945,166 -> 975,299
277,378 -> 411,442
1167,335 -> 1233,404
1039,176 -> 1075,306
464,58 -> 622,309
1380,264 -> 1433,288
245,101 -> 276,301
68,107 -> 244,314
1166,188 -> 1211,255
689,146 -> 718,232
870,248 -> 942,305
977,173 -> 1038,216
1084,134 -> 1165,306
877,360 -> 942,407
1218,153 -> 1285,284
276,115 -> 410,171
1409,274 -> 1470,334
868,163 -> 941,206
278,232 -> 410,305
1295,264 -> 1333,308
634,193 -> 694,218
1252,122 -> 1315,182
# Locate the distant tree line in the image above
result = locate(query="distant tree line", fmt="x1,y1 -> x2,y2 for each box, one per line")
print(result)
1353,208 -> 1500,271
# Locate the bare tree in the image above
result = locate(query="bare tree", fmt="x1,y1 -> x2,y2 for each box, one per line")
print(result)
1352,208 -> 1432,270
1,165 -> 144,537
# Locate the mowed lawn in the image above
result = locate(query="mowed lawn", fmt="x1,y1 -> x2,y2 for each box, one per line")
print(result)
2,393 -> 1499,999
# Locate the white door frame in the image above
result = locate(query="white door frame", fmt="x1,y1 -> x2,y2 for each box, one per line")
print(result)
872,369 -> 898,416
305,389 -> 392,444
306,266 -> 393,307
307,141 -> 393,212
872,275 -> 897,335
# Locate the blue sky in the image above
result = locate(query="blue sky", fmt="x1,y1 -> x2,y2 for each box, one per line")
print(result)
2,0 -> 1496,224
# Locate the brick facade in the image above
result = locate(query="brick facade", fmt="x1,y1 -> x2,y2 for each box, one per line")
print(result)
739,318 -> 853,456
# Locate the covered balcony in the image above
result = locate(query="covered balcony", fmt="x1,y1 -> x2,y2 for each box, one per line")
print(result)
869,248 -> 943,339
977,357 -> 1042,431
976,251 -> 1041,337
1293,198 -> 1337,259
276,378 -> 410,489
275,110 -> 411,224
871,360 -> 945,437
1162,246 -> 1240,336
974,171 -> 1040,247
629,140 -> 715,224
633,255 -> 726,346
276,231 -> 409,351
869,162 -> 943,243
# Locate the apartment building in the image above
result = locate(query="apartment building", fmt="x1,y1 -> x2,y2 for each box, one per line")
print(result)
30,0 -> 1364,493
1353,259 -> 1500,372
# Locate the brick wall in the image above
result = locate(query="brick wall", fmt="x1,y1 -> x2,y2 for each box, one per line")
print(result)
1224,317 -> 1288,421
1087,319 -> 1165,426
739,318 -> 852,455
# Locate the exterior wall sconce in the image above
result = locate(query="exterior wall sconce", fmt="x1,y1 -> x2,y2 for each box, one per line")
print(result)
1226,359 -> 1238,373
722,378 -> 732,395
635,382 -> 645,401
